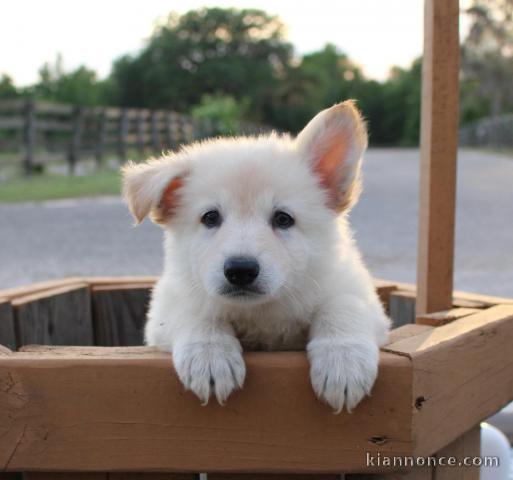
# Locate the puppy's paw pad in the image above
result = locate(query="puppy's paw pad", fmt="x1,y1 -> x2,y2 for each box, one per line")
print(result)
308,339 -> 379,413
173,339 -> 245,405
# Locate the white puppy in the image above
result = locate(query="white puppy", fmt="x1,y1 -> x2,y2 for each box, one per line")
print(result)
123,101 -> 390,413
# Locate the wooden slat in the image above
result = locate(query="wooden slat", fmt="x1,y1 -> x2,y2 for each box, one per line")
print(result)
92,286 -> 151,346
0,299 -> 16,350
25,474 -> 196,480
85,276 -> 157,287
24,474 -> 108,479
0,277 -> 85,301
433,426 -> 480,480
389,291 -> 416,327
109,474 -> 196,479
386,324 -> 434,345
385,305 -> 513,456
416,0 -> 460,315
416,307 -> 479,327
373,280 -> 399,313
0,350 -> 412,473
347,469 -> 432,479
12,284 -> 94,347
208,475 -> 339,479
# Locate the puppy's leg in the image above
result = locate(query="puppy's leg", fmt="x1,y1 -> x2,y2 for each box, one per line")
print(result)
172,324 -> 246,405
307,294 -> 388,413
146,296 -> 245,405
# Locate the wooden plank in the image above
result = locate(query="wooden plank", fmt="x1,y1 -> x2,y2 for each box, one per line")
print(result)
116,474 -> 195,480
0,299 -> 16,350
25,474 -> 195,480
0,345 -> 12,355
373,279 -> 513,308
385,324 -> 433,346
389,291 -> 416,327
85,276 -> 157,287
208,475 -> 339,480
23,99 -> 36,174
0,350 -> 412,473
24,474 -> 108,479
385,305 -> 513,456
373,280 -> 399,313
12,284 -> 94,347
416,0 -> 460,315
35,101 -> 74,115
92,286 -> 151,346
0,116 -> 24,129
416,307 -> 479,327
432,426 -> 480,480
347,469 -> 432,479
0,277 -> 85,301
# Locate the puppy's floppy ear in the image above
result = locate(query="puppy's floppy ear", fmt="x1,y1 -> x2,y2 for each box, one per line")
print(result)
122,156 -> 188,225
296,100 -> 368,212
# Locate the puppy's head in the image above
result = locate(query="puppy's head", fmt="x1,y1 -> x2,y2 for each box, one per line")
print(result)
123,101 -> 367,305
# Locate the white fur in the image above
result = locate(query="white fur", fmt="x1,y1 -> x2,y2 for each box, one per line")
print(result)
123,101 -> 390,413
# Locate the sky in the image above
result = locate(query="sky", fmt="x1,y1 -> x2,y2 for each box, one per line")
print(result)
1,0 -> 469,86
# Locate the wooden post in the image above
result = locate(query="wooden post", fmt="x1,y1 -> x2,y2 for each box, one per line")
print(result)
68,106 -> 83,175
136,110 -> 147,157
95,107 -> 107,170
23,99 -> 36,175
164,112 -> 175,150
118,109 -> 129,163
416,0 -> 460,316
151,111 -> 161,154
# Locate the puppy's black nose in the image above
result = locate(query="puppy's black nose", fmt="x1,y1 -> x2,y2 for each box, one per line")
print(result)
224,256 -> 260,286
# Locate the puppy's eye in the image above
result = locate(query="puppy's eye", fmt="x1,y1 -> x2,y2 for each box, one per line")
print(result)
272,210 -> 295,229
201,210 -> 222,228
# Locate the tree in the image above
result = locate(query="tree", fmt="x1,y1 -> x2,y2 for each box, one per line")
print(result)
462,0 -> 513,120
109,8 -> 292,121
267,44 -> 366,133
31,54 -> 110,106
0,74 -> 19,99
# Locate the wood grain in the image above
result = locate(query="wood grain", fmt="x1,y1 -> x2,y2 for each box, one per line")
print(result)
0,350 -> 412,473
386,305 -> 513,456
12,284 -> 93,347
0,299 -> 16,350
433,426 -> 480,480
416,0 -> 460,315
92,286 -> 151,346
416,308 -> 479,327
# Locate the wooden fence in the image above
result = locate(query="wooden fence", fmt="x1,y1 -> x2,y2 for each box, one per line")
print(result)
460,113 -> 513,150
0,99 -> 266,175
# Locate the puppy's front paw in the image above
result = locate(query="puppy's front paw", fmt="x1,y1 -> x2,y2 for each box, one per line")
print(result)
172,338 -> 246,405
307,338 -> 379,413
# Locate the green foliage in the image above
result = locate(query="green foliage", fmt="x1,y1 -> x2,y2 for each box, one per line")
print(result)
111,7 -> 291,122
192,94 -> 249,135
28,54 -> 111,106
0,74 -> 19,99
461,0 -> 513,120
4,5 -> 511,146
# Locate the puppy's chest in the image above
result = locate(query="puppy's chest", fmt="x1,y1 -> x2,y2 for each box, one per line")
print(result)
229,316 -> 309,351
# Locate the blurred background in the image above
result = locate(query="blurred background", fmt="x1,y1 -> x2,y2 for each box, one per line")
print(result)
0,0 -> 512,298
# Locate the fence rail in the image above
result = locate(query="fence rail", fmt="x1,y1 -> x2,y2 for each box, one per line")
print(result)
460,113 -> 513,150
0,99 -> 266,175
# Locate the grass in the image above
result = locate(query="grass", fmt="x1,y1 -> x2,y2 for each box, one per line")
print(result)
0,170 -> 122,203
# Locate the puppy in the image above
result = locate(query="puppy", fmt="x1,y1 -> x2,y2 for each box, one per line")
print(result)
122,101 -> 390,413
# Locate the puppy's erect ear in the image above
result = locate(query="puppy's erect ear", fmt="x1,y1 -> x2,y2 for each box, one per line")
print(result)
296,100 -> 368,212
122,156 -> 188,225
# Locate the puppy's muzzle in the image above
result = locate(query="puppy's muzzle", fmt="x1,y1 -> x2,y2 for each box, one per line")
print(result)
224,256 -> 260,287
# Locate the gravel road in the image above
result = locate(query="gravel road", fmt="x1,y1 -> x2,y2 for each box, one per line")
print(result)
1,148 -> 512,297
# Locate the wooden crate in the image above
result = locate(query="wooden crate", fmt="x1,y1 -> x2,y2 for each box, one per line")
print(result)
1,276 -> 511,479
